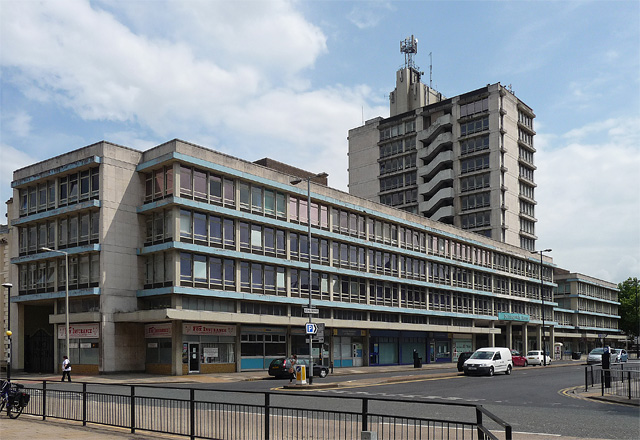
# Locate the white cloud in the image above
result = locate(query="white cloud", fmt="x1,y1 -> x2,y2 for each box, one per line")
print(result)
0,143 -> 39,211
536,117 -> 640,283
346,1 -> 394,29
0,0 -> 327,137
2,110 -> 32,137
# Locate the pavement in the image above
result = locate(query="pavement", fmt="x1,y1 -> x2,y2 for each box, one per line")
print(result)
1,359 -> 637,440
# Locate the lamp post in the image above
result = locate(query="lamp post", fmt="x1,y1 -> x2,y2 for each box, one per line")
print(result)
531,249 -> 552,366
291,172 -> 328,385
635,277 -> 640,359
41,247 -> 70,361
2,283 -> 12,382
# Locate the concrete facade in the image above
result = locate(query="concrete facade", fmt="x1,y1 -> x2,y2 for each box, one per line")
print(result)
349,67 -> 537,251
5,139 -> 621,375
553,268 -> 623,354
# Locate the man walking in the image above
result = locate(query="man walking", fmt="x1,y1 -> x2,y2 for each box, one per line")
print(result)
61,355 -> 72,382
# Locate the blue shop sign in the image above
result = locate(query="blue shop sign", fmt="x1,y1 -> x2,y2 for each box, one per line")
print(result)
498,313 -> 530,322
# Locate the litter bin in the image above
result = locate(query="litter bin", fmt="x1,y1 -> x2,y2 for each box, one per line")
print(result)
572,352 -> 582,360
414,357 -> 422,368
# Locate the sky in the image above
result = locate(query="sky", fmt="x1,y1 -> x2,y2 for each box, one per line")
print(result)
1,0 -> 638,284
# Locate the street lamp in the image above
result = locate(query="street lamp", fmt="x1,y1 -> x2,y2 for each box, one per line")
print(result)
2,283 -> 12,382
290,172 -> 328,385
531,249 -> 552,366
40,247 -> 70,361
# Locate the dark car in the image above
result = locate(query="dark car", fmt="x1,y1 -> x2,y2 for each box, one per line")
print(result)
457,352 -> 474,372
268,358 -> 329,379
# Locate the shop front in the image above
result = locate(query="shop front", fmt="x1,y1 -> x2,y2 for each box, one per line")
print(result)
240,326 -> 286,370
182,323 -> 236,374
452,336 -> 473,363
430,332 -> 451,363
145,322 -> 172,374
332,329 -> 365,368
58,323 -> 100,374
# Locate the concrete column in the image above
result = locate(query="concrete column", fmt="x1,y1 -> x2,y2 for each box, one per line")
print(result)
507,322 -> 513,349
537,325 -> 542,351
523,324 -> 528,353
489,322 -> 495,346
172,320 -> 183,376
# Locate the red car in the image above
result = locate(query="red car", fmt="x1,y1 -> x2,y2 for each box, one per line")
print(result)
511,350 -> 528,367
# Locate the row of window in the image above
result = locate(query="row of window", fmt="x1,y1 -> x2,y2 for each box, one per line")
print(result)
379,153 -> 417,175
460,173 -> 490,193
18,253 -> 100,294
518,128 -> 533,146
19,167 -> 100,217
379,171 -> 416,192
461,211 -> 491,229
175,251 -> 552,315
461,154 -> 490,174
519,147 -> 534,165
520,200 -> 535,218
518,111 -> 533,129
460,135 -> 490,156
459,97 -> 489,118
379,137 -> 416,159
169,204 -> 552,281
18,211 -> 100,255
519,165 -> 534,182
461,192 -> 490,211
380,189 -> 417,207
150,167 -> 544,280
379,120 -> 416,141
460,117 -> 489,137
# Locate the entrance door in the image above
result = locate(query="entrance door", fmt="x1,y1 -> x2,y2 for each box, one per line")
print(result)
25,328 -> 54,373
188,343 -> 200,373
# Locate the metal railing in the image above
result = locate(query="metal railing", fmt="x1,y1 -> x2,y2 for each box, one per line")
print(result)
15,380 -> 511,440
584,364 -> 640,399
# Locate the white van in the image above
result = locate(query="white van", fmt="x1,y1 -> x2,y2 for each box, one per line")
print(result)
463,347 -> 513,376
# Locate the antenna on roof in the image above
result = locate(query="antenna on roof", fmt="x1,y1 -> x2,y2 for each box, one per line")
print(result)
429,52 -> 433,89
400,35 -> 419,71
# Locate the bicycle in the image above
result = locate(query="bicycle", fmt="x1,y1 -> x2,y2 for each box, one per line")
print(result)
0,380 -> 30,419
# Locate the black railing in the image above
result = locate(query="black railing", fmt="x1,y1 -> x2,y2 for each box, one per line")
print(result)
16,381 -> 511,440
584,364 -> 640,399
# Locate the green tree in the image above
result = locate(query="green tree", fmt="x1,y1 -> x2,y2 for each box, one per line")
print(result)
618,277 -> 639,338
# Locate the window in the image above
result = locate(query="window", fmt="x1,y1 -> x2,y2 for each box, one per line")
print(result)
460,116 -> 489,136
461,155 -> 490,174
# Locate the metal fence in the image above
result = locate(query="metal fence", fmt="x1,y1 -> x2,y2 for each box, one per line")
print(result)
15,380 -> 512,440
584,364 -> 640,399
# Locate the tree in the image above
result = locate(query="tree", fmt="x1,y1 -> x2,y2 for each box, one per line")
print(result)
618,277 -> 639,338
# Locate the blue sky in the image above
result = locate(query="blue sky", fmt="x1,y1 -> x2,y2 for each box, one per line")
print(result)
1,0 -> 638,283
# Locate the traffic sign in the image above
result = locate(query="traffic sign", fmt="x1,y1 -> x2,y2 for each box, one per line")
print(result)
304,308 -> 319,315
305,323 -> 318,335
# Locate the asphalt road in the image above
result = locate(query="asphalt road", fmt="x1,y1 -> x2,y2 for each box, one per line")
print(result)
193,362 -> 640,440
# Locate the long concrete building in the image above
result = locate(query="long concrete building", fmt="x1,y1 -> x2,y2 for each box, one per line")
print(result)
4,139 -> 592,376
348,36 -> 538,251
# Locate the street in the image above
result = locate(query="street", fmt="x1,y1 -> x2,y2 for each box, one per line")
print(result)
5,361 -> 639,440
193,362 -> 640,439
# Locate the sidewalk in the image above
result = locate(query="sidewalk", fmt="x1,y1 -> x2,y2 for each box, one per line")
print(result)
2,359 -> 635,440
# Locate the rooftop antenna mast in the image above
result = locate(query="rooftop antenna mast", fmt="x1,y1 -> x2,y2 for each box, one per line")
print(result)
400,35 -> 419,72
429,52 -> 433,88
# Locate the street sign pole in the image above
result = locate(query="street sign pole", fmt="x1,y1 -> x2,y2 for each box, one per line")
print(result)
306,177 -> 313,384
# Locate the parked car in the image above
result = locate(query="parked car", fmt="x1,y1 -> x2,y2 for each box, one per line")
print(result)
587,348 -> 605,365
612,348 -> 628,363
463,347 -> 513,376
510,350 -> 528,367
268,358 -> 329,379
456,352 -> 474,372
526,350 -> 551,366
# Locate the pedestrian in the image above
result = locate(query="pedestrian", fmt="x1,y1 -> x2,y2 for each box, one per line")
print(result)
61,355 -> 72,382
288,354 -> 297,383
